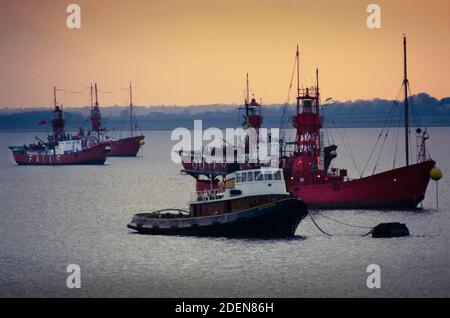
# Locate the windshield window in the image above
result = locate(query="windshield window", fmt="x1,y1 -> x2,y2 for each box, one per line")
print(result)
255,171 -> 263,181
274,170 -> 282,180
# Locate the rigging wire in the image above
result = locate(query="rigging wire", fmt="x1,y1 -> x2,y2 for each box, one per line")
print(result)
360,83 -> 404,177
279,52 -> 298,143
392,109 -> 402,169
371,101 -> 399,175
323,105 -> 362,176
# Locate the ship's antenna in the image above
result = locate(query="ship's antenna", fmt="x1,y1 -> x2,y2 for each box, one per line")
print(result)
245,73 -> 250,120
53,86 -> 57,108
90,83 -> 94,109
403,34 -> 410,166
296,45 -> 300,114
316,67 -> 320,113
129,82 -> 134,137
95,83 -> 99,107
316,68 -> 319,96
246,73 -> 249,106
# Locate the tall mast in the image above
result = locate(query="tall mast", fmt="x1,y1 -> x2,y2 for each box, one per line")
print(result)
245,73 -> 250,118
296,45 -> 300,114
316,67 -> 320,114
53,86 -> 57,108
129,82 -> 134,137
90,83 -> 94,109
246,73 -> 249,105
90,83 -> 102,135
403,35 -> 410,166
95,83 -> 99,107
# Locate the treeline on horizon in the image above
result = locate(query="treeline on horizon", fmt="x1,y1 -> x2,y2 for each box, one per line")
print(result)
0,93 -> 449,131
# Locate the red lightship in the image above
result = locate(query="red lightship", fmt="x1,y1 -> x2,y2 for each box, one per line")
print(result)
88,83 -> 145,157
280,37 -> 435,209
9,87 -> 110,165
180,74 -> 266,192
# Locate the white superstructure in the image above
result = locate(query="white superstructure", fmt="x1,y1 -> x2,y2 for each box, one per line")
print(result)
192,168 -> 289,202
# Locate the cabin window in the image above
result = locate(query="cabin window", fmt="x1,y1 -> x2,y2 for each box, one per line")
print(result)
264,173 -> 273,181
241,173 -> 247,182
274,171 -> 282,180
247,172 -> 254,182
236,173 -> 241,183
255,171 -> 263,181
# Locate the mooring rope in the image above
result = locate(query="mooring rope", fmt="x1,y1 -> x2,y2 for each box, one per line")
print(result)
312,211 -> 373,229
308,213 -> 333,237
308,212 -> 375,237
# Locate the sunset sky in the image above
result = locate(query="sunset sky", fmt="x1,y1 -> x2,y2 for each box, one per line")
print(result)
0,0 -> 449,108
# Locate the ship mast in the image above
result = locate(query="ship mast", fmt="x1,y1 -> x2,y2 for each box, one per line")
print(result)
316,67 -> 320,114
296,45 -> 300,114
95,83 -> 99,108
90,83 -> 94,109
403,35 -> 410,166
51,86 -> 65,140
245,73 -> 250,118
129,82 -> 134,137
90,83 -> 102,136
53,86 -> 57,108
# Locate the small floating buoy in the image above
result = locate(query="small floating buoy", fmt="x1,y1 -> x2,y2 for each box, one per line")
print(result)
371,222 -> 409,238
105,146 -> 112,152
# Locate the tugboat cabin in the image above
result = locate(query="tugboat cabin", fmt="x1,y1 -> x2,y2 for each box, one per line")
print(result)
190,168 -> 290,217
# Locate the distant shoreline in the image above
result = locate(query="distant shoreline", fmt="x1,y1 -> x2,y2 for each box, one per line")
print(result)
1,124 -> 450,133
1,93 -> 449,131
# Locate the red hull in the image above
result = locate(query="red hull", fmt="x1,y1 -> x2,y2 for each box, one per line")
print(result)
287,160 -> 435,209
109,136 -> 145,157
10,143 -> 109,165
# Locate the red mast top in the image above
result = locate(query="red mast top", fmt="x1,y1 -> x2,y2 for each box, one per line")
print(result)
291,46 -> 323,179
241,73 -> 263,130
51,86 -> 65,140
90,83 -> 102,133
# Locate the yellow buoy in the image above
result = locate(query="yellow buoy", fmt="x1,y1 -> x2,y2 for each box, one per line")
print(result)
430,167 -> 443,181
139,139 -> 145,146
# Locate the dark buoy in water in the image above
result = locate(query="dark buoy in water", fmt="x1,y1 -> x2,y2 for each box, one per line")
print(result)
371,223 -> 410,238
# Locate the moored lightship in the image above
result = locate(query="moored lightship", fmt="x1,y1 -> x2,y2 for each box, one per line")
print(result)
180,74 -> 267,192
180,36 -> 437,210
88,83 -> 145,157
8,87 -> 111,165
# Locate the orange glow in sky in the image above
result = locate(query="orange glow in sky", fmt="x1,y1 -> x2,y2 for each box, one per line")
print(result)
0,0 -> 449,108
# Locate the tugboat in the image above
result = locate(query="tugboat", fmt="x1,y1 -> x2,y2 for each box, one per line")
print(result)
88,83 -> 145,157
127,168 -> 308,237
8,87 -> 111,165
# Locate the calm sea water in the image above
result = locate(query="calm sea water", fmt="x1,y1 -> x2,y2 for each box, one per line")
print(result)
0,128 -> 449,298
